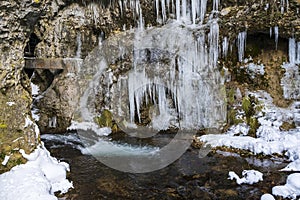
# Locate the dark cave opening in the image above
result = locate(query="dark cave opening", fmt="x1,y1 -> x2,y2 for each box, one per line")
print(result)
24,33 -> 41,58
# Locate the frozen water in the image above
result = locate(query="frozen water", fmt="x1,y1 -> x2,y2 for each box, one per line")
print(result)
155,0 -> 209,24
222,37 -> 228,57
237,31 -> 247,62
274,26 -> 278,50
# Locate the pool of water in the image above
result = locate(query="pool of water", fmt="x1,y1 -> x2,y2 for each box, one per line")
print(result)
42,132 -> 290,200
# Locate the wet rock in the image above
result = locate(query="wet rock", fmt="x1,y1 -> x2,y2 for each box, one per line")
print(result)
34,60 -> 82,133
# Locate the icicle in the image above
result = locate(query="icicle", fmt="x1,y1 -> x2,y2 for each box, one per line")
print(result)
136,0 -> 144,31
209,20 -> 219,67
213,0 -> 219,11
269,27 -> 272,38
191,0 -> 197,24
297,42 -> 300,64
222,37 -> 228,58
182,0 -> 187,20
280,0 -> 285,14
76,32 -> 82,58
48,116 -> 57,128
237,31 -> 247,62
119,0 -> 123,16
176,0 -> 180,20
161,0 -> 167,23
156,0 -> 160,22
274,26 -> 279,50
289,38 -> 296,64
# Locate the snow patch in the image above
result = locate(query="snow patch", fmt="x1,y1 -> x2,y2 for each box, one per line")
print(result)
31,82 -> 40,96
6,102 -> 15,106
68,121 -> 111,136
1,155 -> 10,166
0,145 -> 73,200
228,170 -> 263,185
261,193 -> 275,200
272,173 -> 300,199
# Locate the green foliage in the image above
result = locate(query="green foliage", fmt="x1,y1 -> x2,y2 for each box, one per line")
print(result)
0,123 -> 7,128
242,96 -> 251,116
227,88 -> 236,105
227,109 -> 243,126
248,117 -> 260,137
94,109 -> 113,128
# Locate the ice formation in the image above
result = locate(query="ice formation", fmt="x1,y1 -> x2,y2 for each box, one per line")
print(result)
281,38 -> 300,100
237,31 -> 247,62
76,32 -> 82,58
274,26 -> 278,50
78,0 -> 226,131
111,21 -> 226,130
153,0 -> 211,24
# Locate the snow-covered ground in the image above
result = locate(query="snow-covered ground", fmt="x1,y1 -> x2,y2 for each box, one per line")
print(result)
199,90 -> 300,199
0,77 -> 71,200
0,144 -> 73,200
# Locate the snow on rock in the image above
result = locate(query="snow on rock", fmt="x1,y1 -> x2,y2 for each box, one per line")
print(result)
260,193 -> 275,200
281,159 -> 300,171
228,170 -> 263,185
68,121 -> 111,136
6,102 -> 15,106
198,90 -> 300,199
272,173 -> 300,199
0,145 -> 73,200
30,82 -> 40,96
1,155 -> 10,166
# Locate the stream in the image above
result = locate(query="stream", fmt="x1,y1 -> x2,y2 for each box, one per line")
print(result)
42,131 -> 289,200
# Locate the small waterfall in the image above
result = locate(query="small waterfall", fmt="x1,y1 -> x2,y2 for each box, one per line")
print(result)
237,31 -> 247,62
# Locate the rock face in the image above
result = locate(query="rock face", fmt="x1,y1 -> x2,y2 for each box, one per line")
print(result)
0,0 -> 50,172
25,0 -> 300,134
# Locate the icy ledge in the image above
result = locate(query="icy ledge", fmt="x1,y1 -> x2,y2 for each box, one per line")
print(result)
0,144 -> 73,200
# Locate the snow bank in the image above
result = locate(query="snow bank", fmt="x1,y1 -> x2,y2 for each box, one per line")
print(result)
228,170 -> 263,185
0,144 -> 73,200
260,193 -> 275,200
272,173 -> 300,199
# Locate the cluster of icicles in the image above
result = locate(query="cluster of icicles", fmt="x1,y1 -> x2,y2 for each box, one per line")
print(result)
84,0 -> 299,130
108,0 -> 227,130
